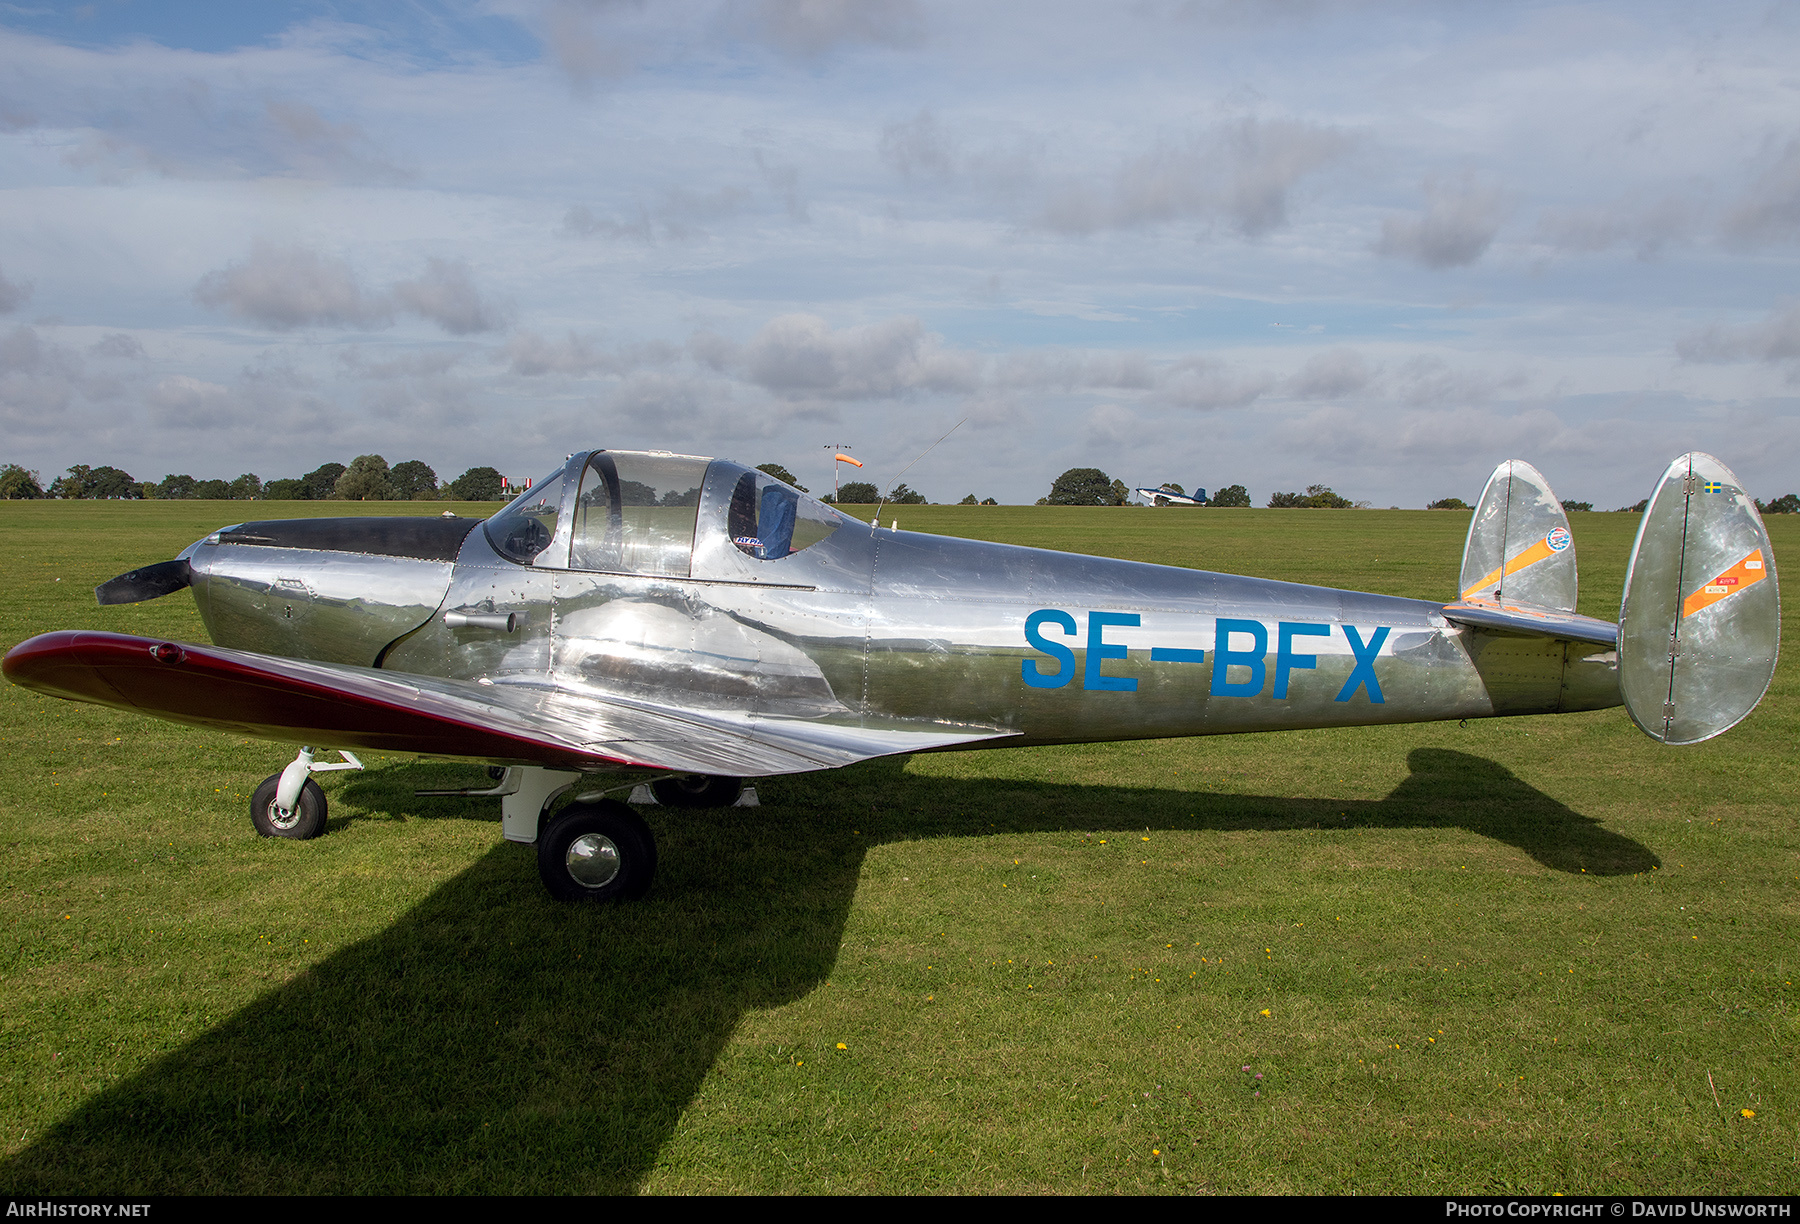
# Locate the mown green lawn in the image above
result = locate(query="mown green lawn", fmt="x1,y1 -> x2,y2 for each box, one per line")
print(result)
0,500 -> 1793,1194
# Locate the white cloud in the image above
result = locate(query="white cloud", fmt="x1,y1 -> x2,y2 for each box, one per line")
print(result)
754,151 -> 808,222
992,349 -> 1155,391
1535,196 -> 1697,258
194,243 -> 389,331
151,374 -> 234,428
563,184 -> 753,243
1723,137 -> 1800,247
1038,118 -> 1352,238
363,372 -> 483,428
1287,348 -> 1373,398
1677,303 -> 1800,365
504,330 -> 677,376
1386,354 -> 1528,408
606,370 -> 715,422
506,330 -> 609,376
0,266 -> 30,314
0,326 -> 79,379
736,0 -> 926,60
1276,403 -> 1595,470
740,314 -> 977,400
25,59 -> 407,186
336,347 -> 464,380
392,258 -> 509,335
195,247 -> 507,335
687,329 -> 743,373
562,204 -> 654,243
538,0 -> 639,89
879,109 -> 955,180
1378,175 -> 1511,268
90,333 -> 147,360
1083,403 -> 1142,448
261,100 -> 409,185
1155,356 -> 1272,411
0,326 -> 142,447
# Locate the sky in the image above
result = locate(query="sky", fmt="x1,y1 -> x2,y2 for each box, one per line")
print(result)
1,0 -> 1798,509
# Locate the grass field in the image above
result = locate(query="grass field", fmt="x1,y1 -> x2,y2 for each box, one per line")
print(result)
0,500 -> 1795,1194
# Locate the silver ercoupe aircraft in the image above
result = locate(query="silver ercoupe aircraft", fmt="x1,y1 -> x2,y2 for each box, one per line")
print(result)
2,449 -> 1780,902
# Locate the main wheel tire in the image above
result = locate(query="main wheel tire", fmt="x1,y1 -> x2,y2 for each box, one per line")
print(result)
250,774 -> 328,840
537,800 -> 657,903
650,774 -> 744,809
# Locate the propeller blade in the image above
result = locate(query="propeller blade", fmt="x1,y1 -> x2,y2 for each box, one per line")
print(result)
95,559 -> 192,606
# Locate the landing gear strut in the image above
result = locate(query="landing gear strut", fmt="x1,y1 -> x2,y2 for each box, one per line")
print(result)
249,746 -> 363,840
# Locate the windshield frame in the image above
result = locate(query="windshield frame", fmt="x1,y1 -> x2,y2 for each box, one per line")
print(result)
482,453 -> 584,568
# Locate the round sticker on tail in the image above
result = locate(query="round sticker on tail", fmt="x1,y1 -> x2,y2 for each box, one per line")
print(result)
1547,526 -> 1571,552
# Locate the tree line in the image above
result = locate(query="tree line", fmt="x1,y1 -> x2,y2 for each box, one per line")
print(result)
0,456 -> 514,501
9,453 -> 1797,513
1040,468 -> 1800,512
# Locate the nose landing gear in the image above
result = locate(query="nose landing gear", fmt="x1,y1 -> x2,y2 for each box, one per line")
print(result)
248,746 -> 364,840
250,774 -> 327,839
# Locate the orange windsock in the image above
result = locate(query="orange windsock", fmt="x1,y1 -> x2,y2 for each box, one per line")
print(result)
834,454 -> 863,467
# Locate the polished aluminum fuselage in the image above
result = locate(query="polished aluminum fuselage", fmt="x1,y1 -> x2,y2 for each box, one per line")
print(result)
181,452 -> 1621,765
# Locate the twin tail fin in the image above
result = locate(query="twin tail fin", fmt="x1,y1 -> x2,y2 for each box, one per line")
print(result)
1618,453 -> 1779,744
1446,453 -> 1779,744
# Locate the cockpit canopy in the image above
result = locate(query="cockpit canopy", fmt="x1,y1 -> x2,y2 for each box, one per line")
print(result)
483,450 -> 849,580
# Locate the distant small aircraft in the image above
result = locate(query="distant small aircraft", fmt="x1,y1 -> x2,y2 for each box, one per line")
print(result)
1134,485 -> 1206,506
4,451 -> 1778,902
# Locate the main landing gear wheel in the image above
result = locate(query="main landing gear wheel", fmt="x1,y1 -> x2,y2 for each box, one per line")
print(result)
650,774 -> 744,808
537,800 -> 657,903
250,774 -> 328,840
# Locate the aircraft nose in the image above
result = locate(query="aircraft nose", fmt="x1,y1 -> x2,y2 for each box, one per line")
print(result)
179,514 -> 480,667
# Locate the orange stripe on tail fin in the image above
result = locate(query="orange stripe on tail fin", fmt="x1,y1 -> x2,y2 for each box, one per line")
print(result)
1682,548 -> 1768,618
1460,531 -> 1563,602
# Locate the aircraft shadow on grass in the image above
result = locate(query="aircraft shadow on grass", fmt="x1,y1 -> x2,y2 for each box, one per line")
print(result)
2,748 -> 1655,1194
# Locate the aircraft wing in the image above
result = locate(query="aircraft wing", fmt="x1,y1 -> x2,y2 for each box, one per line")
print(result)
2,630 -> 1018,778
1440,599 -> 1618,647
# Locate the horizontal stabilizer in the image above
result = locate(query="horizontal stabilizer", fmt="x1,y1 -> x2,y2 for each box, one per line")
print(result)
1441,598 -> 1617,647
1618,453 -> 1779,744
2,630 -> 1018,777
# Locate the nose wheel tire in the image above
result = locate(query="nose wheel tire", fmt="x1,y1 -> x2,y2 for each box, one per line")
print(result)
250,774 -> 328,839
650,774 -> 744,808
537,800 -> 656,903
